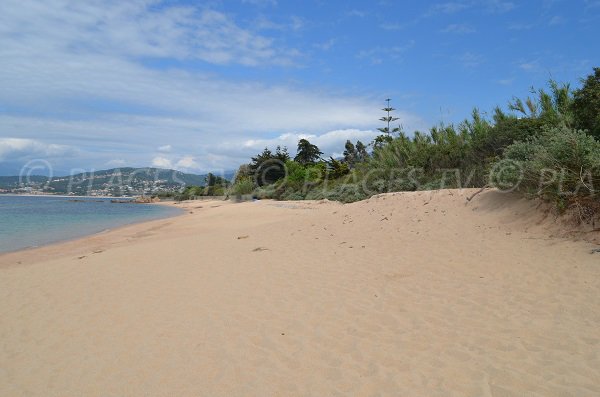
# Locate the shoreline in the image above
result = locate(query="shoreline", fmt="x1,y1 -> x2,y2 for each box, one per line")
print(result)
2,189 -> 600,396
1,190 -> 596,266
0,200 -> 188,266
0,193 -> 140,199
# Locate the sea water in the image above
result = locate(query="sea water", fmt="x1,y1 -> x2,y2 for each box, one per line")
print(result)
0,195 -> 182,253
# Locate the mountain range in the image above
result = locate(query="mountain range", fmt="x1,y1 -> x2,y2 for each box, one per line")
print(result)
0,167 -> 234,196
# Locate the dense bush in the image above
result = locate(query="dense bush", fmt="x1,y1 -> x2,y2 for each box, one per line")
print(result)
324,184 -> 369,203
283,160 -> 325,191
492,127 -> 600,204
175,185 -> 203,200
233,68 -> 599,208
573,67 -> 600,139
230,176 -> 255,196
249,146 -> 290,186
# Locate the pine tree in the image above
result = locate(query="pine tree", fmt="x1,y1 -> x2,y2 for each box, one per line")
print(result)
378,98 -> 401,135
343,140 -> 357,167
327,157 -> 350,178
250,146 -> 290,186
573,67 -> 600,139
374,98 -> 400,148
355,140 -> 369,162
294,139 -> 323,165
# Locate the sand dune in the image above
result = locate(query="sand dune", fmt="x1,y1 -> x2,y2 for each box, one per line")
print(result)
1,189 -> 599,396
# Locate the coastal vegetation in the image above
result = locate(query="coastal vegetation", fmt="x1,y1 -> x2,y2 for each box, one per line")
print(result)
229,68 -> 600,215
174,173 -> 230,200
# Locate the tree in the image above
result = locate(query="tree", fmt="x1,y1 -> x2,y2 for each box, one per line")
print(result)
355,140 -> 369,162
326,157 -> 350,179
203,172 -> 229,195
378,98 -> 400,135
496,126 -> 600,201
508,80 -> 574,127
373,98 -> 401,149
343,140 -> 357,167
234,164 -> 252,183
294,139 -> 323,165
250,146 -> 290,186
573,67 -> 600,139
205,173 -> 228,187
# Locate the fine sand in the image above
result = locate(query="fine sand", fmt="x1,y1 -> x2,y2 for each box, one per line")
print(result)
1,189 -> 599,396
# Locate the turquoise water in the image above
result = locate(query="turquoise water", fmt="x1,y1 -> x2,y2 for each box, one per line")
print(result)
0,195 -> 182,253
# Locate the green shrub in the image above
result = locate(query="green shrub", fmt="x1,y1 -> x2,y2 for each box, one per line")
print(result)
230,177 -> 255,196
304,188 -> 327,200
283,160 -> 325,190
573,67 -> 600,139
326,157 -> 350,179
325,183 -> 369,203
282,191 -> 305,201
493,126 -> 600,200
234,69 -> 599,208
253,183 -> 284,199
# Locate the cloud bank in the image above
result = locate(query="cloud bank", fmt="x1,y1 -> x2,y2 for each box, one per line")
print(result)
0,0 -> 424,175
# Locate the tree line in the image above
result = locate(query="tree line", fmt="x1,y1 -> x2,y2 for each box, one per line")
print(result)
227,67 -> 599,215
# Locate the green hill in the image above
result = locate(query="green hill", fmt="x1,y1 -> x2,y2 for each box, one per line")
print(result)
0,168 -> 232,196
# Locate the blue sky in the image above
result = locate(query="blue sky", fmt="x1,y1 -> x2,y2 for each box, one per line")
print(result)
0,0 -> 598,176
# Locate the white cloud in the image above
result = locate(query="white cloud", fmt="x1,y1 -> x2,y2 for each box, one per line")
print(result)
486,0 -> 515,13
0,0 -> 425,174
441,24 -> 476,34
428,2 -> 471,14
508,22 -> 534,30
176,156 -> 199,169
496,78 -> 514,85
242,0 -> 278,6
151,156 -> 173,169
357,41 -> 415,64
458,52 -> 485,68
0,1 -> 298,68
585,0 -> 600,8
548,16 -> 566,26
0,138 -> 76,161
519,60 -> 540,71
0,110 -> 427,172
254,15 -> 285,30
314,39 -> 337,51
240,129 -> 380,158
290,16 -> 304,31
346,9 -> 367,18
428,1 -> 515,15
380,23 -> 405,31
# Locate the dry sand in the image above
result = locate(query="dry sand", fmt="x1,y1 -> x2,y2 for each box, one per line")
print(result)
1,189 -> 599,396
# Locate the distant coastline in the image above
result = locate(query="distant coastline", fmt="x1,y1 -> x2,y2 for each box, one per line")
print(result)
0,193 -> 137,199
0,195 -> 182,254
0,167 -> 234,197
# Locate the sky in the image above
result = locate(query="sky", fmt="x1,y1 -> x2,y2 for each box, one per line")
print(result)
0,0 -> 599,176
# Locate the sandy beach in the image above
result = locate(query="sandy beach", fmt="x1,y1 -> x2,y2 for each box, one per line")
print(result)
1,189 -> 599,396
